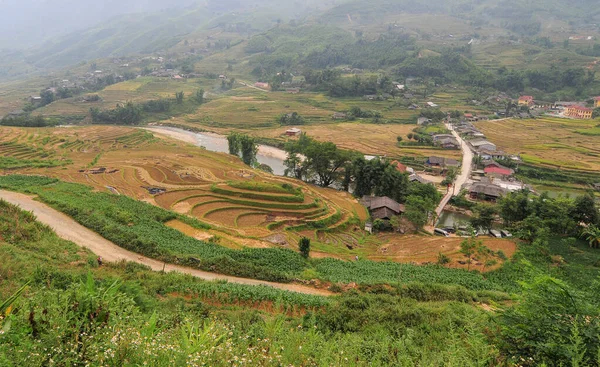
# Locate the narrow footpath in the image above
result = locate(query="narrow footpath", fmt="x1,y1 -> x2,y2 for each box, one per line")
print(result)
0,190 -> 331,297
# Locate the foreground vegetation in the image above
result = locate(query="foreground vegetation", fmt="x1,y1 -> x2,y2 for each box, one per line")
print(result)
1,187 -> 600,365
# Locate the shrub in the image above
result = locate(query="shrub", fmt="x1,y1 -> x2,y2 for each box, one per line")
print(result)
437,252 -> 451,265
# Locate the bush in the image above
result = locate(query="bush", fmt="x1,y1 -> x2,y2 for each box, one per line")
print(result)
437,252 -> 451,265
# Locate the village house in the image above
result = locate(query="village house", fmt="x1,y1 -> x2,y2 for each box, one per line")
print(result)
468,182 -> 507,202
390,160 -> 408,173
518,96 -> 534,107
554,101 -> 585,110
484,162 -> 514,178
417,117 -> 431,125
463,130 -> 486,139
361,196 -> 405,220
469,139 -> 497,152
427,156 -> 459,168
427,156 -> 460,175
435,137 -> 460,149
285,128 -> 302,137
426,101 -> 439,108
254,82 -> 269,89
565,105 -> 593,119
409,173 -> 431,184
594,97 -> 600,108
286,88 -> 301,94
29,96 -> 42,103
478,149 -> 506,160
332,112 -> 347,120
495,179 -> 528,193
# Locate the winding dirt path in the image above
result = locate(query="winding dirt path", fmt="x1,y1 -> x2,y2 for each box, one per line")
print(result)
0,190 -> 331,297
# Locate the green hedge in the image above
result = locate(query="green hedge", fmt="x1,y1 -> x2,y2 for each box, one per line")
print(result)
211,185 -> 304,203
227,181 -> 299,194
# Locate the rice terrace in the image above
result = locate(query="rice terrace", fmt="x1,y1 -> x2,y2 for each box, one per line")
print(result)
0,124 -> 513,265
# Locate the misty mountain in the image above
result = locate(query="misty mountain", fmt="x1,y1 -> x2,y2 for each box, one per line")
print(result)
0,0 -> 198,49
1,0 -> 599,82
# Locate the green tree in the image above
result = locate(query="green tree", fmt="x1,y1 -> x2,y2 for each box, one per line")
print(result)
175,91 -> 184,104
195,89 -> 205,104
470,204 -> 498,230
40,89 -> 55,106
299,237 -> 310,259
404,196 -> 435,230
460,237 -> 479,271
571,193 -> 599,226
498,190 -> 532,226
239,135 -> 258,166
227,133 -> 241,156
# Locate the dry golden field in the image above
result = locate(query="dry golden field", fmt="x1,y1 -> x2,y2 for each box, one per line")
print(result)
475,117 -> 600,172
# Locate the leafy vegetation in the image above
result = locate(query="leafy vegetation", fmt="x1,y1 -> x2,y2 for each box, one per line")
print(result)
1,173 -> 600,365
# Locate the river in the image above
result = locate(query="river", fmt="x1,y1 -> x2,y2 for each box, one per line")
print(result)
144,126 -> 289,176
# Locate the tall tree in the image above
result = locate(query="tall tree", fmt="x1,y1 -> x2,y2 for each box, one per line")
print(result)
195,89 -> 205,104
299,237 -> 311,259
175,91 -> 184,104
470,204 -> 498,231
227,133 -> 241,156
460,238 -> 479,271
239,135 -> 258,166
571,193 -> 599,226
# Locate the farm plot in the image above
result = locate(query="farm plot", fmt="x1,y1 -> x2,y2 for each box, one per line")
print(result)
0,125 -> 376,261
475,117 -> 600,172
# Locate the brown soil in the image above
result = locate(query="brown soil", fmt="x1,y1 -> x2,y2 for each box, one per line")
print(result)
374,235 -> 517,272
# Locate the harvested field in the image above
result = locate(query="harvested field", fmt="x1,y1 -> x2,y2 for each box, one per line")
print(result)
236,213 -> 269,227
205,208 -> 253,227
375,235 -> 517,272
475,117 -> 600,172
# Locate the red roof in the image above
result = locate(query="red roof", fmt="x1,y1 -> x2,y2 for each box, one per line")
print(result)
391,160 -> 407,173
594,96 -> 600,101
485,166 -> 513,176
519,96 -> 534,101
464,113 -> 473,118
569,106 -> 593,112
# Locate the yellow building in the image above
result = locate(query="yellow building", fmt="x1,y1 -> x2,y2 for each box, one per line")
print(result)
565,106 -> 593,119
518,96 -> 534,107
594,97 -> 600,108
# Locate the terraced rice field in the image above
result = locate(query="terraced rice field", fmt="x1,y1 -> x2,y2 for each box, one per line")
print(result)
0,125 -> 370,254
154,181 -> 360,242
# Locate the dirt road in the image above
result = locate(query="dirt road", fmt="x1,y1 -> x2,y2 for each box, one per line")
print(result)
435,122 -> 474,218
0,190 -> 331,297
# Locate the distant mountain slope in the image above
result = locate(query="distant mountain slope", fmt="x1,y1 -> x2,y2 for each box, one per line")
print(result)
0,0 -> 197,49
2,0 -> 344,75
